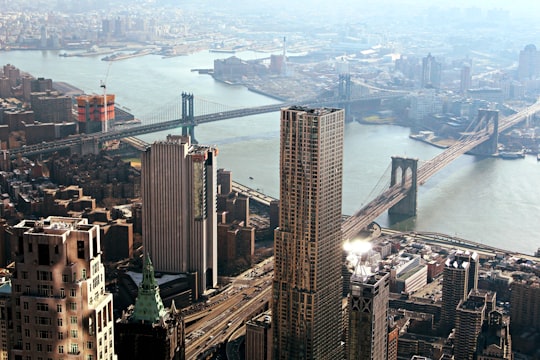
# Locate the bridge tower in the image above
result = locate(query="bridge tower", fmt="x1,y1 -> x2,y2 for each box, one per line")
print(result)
470,110 -> 498,156
388,156 -> 419,217
181,92 -> 197,143
338,74 -> 352,121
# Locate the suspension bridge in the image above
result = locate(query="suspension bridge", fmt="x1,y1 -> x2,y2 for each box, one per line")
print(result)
5,87 -> 540,237
7,89 -> 402,158
341,102 -> 540,239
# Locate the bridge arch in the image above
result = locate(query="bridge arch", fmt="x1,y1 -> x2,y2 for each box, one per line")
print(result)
389,156 -> 418,217
469,110 -> 499,156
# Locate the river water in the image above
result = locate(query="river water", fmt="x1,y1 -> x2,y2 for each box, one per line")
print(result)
1,50 -> 539,254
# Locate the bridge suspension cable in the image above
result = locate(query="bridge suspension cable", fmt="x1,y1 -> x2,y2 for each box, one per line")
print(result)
362,162 -> 392,205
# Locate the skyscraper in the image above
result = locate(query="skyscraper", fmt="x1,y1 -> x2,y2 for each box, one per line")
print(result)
10,216 -> 115,360
440,250 -> 478,333
272,106 -> 344,359
518,44 -> 540,80
142,135 -> 218,297
455,292 -> 488,359
421,53 -> 442,89
510,276 -> 540,331
347,271 -> 390,360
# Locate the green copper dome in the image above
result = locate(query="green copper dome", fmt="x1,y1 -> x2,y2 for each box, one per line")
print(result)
132,254 -> 167,323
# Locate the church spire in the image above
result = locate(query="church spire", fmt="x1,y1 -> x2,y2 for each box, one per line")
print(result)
132,253 -> 167,323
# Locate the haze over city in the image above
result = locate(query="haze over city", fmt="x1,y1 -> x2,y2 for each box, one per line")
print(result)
0,0 -> 539,359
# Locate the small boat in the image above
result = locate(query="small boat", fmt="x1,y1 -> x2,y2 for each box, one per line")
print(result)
499,150 -> 525,159
249,176 -> 254,180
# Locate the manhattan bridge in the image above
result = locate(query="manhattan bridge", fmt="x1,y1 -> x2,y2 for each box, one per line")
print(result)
8,82 -> 540,239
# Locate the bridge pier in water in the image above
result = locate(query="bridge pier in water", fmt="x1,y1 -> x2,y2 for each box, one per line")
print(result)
389,156 -> 418,217
181,92 -> 197,143
470,110 -> 499,156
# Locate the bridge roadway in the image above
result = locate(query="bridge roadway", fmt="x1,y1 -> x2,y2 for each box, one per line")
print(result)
7,93 -> 402,158
341,100 -> 540,240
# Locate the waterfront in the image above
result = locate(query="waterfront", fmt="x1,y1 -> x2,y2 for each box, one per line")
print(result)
2,50 -> 540,255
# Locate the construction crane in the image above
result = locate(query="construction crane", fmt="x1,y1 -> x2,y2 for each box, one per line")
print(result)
100,62 -> 113,133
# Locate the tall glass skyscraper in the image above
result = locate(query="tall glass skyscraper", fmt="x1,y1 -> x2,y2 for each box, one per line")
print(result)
272,106 -> 344,359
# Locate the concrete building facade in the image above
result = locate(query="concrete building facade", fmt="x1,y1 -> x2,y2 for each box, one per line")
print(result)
142,135 -> 218,297
347,272 -> 390,360
10,216 -> 115,360
272,106 -> 344,359
246,312 -> 272,360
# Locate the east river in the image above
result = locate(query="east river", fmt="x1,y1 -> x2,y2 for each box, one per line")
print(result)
1,50 -> 539,254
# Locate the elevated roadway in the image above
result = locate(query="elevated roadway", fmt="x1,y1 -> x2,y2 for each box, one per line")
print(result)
341,100 -> 540,240
7,93 -> 403,158
183,258 -> 273,359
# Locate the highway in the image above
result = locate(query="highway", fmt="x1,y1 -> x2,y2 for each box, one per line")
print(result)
183,258 -> 273,359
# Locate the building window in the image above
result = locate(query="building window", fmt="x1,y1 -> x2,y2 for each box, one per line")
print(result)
47,344 -> 52,352
36,303 -> 48,311
87,341 -> 93,349
70,289 -> 76,297
57,304 -> 62,313
23,302 -> 28,310
62,274 -> 68,283
37,343 -> 43,351
57,318 -> 63,326
24,329 -> 30,337
70,329 -> 78,338
70,343 -> 79,354
25,343 -> 30,350
77,240 -> 85,259
58,345 -> 64,354
69,303 -> 77,311
58,332 -> 64,340
37,271 -> 52,281
60,288 -> 65,297
22,271 -> 28,279
37,330 -> 50,339
71,316 -> 77,324
23,315 -> 29,323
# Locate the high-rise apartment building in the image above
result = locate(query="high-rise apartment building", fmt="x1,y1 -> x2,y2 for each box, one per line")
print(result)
347,271 -> 390,360
440,250 -> 478,333
455,292 -> 487,359
76,94 -> 116,134
518,44 -> 540,80
142,135 -> 218,297
10,216 -> 115,360
272,106 -> 344,359
421,53 -> 442,89
246,312 -> 272,360
510,276 -> 540,331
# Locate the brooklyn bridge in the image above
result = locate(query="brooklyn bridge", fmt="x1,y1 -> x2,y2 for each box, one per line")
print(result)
7,90 -> 540,238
